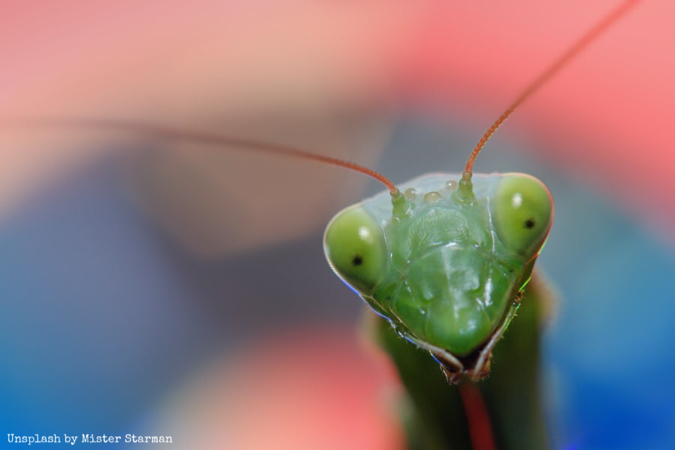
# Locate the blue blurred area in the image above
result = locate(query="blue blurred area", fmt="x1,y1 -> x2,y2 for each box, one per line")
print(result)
0,154 -> 209,441
540,173 -> 675,450
0,150 -> 360,447
1,116 -> 674,449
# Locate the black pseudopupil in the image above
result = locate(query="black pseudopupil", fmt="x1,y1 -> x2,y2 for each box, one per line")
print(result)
524,218 -> 536,229
352,255 -> 363,266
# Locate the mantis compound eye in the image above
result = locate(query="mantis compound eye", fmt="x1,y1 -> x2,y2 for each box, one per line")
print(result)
491,174 -> 554,258
324,207 -> 388,294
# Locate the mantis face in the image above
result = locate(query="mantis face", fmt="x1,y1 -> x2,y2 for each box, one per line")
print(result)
324,172 -> 553,380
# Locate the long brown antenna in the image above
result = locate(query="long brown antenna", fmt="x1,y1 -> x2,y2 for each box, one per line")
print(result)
464,0 -> 640,176
4,117 -> 398,193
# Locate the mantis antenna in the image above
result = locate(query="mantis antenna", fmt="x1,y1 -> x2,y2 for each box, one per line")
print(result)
3,117 -> 398,193
463,0 -> 640,178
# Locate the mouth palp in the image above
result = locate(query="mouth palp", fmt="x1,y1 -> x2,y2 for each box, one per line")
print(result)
431,296 -> 521,384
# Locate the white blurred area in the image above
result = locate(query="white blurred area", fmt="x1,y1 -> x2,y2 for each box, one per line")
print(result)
125,111 -> 393,257
0,112 -> 395,256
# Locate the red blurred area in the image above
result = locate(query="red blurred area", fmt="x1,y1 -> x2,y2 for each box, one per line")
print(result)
159,328 -> 403,450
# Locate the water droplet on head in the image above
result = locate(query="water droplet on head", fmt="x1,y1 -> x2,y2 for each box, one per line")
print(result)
445,180 -> 457,190
424,191 -> 442,202
404,188 -> 417,200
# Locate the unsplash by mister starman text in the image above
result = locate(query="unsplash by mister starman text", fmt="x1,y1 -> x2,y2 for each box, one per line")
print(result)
8,433 -> 173,445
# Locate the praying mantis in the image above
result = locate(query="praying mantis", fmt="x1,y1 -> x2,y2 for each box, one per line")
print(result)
2,1 -> 640,449
322,2 -> 638,448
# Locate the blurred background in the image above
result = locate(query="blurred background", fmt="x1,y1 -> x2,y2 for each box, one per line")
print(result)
1,1 -> 674,449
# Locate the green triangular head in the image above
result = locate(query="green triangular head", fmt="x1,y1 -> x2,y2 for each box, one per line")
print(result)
324,172 -> 553,380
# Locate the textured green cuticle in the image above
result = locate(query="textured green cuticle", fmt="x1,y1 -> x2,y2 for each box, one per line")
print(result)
324,173 -> 552,359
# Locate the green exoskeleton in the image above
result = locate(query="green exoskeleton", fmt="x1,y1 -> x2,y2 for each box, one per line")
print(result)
324,171 -> 552,382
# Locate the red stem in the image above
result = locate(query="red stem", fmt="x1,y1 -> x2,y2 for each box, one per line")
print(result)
459,382 -> 496,450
